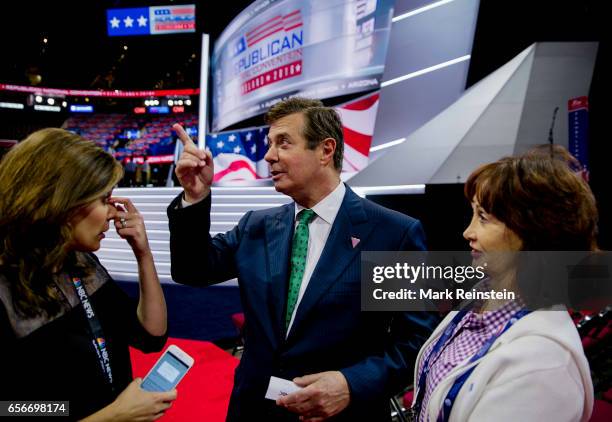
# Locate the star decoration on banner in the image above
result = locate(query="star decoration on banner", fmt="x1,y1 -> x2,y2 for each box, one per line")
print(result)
205,127 -> 270,181
124,16 -> 134,27
110,17 -> 120,28
137,15 -> 148,27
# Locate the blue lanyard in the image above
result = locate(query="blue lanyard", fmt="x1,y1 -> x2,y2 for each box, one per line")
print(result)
413,307 -> 531,421
71,277 -> 114,391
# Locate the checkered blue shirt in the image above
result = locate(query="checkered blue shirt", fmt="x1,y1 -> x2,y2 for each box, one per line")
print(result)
417,294 -> 523,421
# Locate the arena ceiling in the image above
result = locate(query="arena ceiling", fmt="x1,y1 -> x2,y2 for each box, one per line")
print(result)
0,0 -> 604,92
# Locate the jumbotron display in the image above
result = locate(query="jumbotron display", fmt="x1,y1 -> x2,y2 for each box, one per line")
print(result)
211,0 -> 394,131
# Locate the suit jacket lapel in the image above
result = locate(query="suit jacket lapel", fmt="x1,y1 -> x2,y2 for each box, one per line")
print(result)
265,203 -> 294,341
289,187 -> 374,339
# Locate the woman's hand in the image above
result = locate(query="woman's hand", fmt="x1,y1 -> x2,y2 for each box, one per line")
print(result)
81,378 -> 177,422
109,198 -> 151,259
110,197 -> 167,336
110,378 -> 176,421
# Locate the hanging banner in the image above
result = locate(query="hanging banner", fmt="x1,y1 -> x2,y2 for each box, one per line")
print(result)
568,96 -> 590,180
107,4 -> 196,37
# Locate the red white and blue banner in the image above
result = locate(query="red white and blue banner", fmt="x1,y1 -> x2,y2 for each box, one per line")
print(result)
107,4 -> 196,37
337,92 -> 379,173
207,128 -> 269,182
211,0 -> 394,131
208,92 -> 379,182
568,96 -> 590,179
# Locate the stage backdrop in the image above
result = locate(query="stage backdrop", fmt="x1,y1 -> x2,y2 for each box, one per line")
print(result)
208,92 -> 379,182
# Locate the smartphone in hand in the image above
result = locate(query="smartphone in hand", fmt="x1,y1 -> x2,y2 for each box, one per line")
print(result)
141,345 -> 194,392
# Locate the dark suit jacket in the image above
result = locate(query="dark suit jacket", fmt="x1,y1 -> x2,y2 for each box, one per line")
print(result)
168,185 -> 436,421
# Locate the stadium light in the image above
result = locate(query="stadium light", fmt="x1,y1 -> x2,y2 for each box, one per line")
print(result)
35,95 -> 43,103
185,99 -> 191,106
168,99 -> 174,106
47,98 -> 55,105
392,0 -> 456,23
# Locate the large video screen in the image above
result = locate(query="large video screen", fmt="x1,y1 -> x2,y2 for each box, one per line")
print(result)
211,0 -> 394,131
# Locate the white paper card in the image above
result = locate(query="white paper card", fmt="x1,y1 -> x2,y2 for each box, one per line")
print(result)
265,376 -> 303,400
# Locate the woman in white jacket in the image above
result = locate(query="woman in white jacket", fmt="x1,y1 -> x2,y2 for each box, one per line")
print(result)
411,149 -> 596,422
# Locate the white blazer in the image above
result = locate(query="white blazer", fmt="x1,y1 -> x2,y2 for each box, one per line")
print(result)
412,306 -> 594,422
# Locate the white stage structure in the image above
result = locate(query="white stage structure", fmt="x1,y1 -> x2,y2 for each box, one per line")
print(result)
349,42 -> 599,187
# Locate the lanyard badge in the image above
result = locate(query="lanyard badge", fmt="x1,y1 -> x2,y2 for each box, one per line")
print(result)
72,277 -> 114,390
413,308 -> 531,422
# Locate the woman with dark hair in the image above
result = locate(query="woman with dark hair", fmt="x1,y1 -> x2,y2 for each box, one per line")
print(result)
0,128 -> 175,421
410,148 -> 595,421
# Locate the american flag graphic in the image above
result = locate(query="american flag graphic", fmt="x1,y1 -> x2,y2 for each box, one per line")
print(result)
337,92 -> 379,172
208,93 -> 379,182
207,128 -> 269,182
245,9 -> 303,48
152,5 -> 196,32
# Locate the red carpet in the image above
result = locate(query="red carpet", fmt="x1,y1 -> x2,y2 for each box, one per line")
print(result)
130,337 -> 239,421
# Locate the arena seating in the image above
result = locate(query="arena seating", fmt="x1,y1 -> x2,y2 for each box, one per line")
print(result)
63,112 -> 198,159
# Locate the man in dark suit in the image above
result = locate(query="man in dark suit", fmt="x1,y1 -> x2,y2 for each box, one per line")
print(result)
167,98 -> 434,421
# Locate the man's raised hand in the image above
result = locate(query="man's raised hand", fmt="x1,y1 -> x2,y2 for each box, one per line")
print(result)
172,123 -> 214,203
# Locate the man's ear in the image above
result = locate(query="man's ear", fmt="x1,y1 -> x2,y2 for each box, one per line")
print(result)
319,138 -> 336,167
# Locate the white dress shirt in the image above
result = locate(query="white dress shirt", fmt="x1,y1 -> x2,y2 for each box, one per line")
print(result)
181,183 -> 347,335
287,182 -> 345,334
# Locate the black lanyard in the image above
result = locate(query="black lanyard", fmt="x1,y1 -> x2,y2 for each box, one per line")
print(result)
412,307 -> 530,422
71,277 -> 114,391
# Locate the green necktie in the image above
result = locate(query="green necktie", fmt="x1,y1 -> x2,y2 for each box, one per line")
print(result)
285,209 -> 317,329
